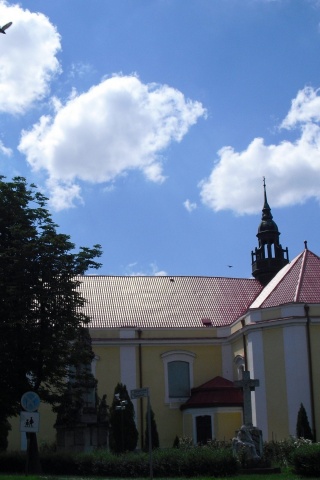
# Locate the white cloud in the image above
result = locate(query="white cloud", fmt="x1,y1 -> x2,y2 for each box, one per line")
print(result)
183,199 -> 197,212
18,74 -> 206,209
281,86 -> 320,128
200,86 -> 320,215
68,62 -> 94,80
46,178 -> 83,211
0,1 -> 61,114
0,140 -> 12,157
125,262 -> 167,276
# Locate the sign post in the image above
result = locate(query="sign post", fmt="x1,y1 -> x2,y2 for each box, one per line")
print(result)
20,411 -> 40,433
131,388 -> 153,479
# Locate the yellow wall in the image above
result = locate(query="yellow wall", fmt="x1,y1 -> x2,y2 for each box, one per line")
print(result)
310,324 -> 320,441
182,412 -> 193,439
136,343 -> 223,447
263,328 -> 288,439
214,412 -> 242,441
94,345 -> 121,401
141,328 -> 219,339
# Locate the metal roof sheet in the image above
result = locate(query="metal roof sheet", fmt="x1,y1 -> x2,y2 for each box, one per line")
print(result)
77,275 -> 263,329
76,249 -> 320,329
181,376 -> 243,409
250,248 -> 320,309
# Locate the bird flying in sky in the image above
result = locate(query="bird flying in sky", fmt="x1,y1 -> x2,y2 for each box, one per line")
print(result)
0,22 -> 12,34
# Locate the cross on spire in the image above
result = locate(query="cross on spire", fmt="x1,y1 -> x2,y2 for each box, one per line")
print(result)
234,370 -> 259,427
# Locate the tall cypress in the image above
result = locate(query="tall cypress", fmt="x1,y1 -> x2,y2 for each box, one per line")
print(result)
109,383 -> 138,453
296,403 -> 313,440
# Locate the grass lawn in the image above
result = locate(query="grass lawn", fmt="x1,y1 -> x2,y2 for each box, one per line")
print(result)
0,473 -> 316,480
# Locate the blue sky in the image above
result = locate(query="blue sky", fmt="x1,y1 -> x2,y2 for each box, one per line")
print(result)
1,0 -> 320,277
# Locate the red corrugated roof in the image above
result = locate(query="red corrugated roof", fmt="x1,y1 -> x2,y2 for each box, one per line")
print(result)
250,249 -> 320,309
77,275 -> 263,328
181,376 -> 243,410
77,249 -> 320,329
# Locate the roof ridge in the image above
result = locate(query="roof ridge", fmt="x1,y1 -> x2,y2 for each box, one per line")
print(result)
249,251 -> 304,309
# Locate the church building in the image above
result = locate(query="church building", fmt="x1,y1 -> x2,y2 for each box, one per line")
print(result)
8,184 -> 320,450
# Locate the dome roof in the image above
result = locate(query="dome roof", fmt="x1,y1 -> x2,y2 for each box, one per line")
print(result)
258,218 -> 279,233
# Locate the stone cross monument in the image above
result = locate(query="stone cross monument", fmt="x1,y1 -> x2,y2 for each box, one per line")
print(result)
234,370 -> 263,458
234,370 -> 259,427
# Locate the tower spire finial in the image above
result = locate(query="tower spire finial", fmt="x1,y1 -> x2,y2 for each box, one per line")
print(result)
261,177 -> 272,220
251,180 -> 289,285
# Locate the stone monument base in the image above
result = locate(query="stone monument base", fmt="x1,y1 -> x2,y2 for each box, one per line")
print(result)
56,422 -> 108,453
232,425 -> 263,467
248,426 -> 263,457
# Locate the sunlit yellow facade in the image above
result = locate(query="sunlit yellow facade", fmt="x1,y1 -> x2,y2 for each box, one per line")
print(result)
7,248 -> 320,451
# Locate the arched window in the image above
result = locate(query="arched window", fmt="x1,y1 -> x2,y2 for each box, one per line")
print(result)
161,351 -> 195,404
234,355 -> 245,380
168,360 -> 190,398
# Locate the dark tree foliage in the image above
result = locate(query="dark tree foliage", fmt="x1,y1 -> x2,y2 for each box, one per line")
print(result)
109,383 -> 138,453
144,406 -> 159,451
0,176 -> 102,421
0,417 -> 11,451
296,403 -> 313,440
55,327 -> 98,426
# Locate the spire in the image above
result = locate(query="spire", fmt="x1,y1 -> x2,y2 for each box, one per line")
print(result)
251,179 -> 289,285
261,177 -> 272,221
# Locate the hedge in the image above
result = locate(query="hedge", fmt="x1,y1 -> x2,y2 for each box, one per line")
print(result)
0,448 -> 238,477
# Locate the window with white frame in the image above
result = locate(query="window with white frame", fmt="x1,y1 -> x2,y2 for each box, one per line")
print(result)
161,351 -> 195,403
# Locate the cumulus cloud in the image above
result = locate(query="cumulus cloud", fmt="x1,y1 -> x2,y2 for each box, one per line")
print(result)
19,74 -> 206,209
0,1 -> 61,114
0,140 -> 12,157
281,86 -> 320,129
199,86 -> 320,215
183,199 -> 197,212
125,262 -> 167,276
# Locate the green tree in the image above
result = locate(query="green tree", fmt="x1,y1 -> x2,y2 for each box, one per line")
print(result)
296,403 -> 313,440
109,383 -> 138,453
0,176 -> 102,423
55,327 -> 98,426
144,406 -> 159,451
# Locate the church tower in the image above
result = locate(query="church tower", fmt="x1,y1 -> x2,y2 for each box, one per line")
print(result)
251,179 -> 289,285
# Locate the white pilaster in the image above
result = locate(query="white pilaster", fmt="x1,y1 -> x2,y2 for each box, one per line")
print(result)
246,329 -> 268,438
283,325 -> 311,436
119,329 -> 137,392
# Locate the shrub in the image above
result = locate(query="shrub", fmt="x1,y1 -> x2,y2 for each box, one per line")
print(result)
40,452 -> 77,475
152,447 -> 238,477
263,437 -> 314,468
0,445 -> 239,477
292,443 -> 320,477
0,451 -> 26,473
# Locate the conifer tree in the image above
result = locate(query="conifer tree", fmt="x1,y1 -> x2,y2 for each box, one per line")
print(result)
109,383 -> 138,453
296,403 -> 313,440
144,406 -> 159,451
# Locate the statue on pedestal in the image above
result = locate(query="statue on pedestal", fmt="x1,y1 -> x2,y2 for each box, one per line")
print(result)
232,425 -> 260,462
